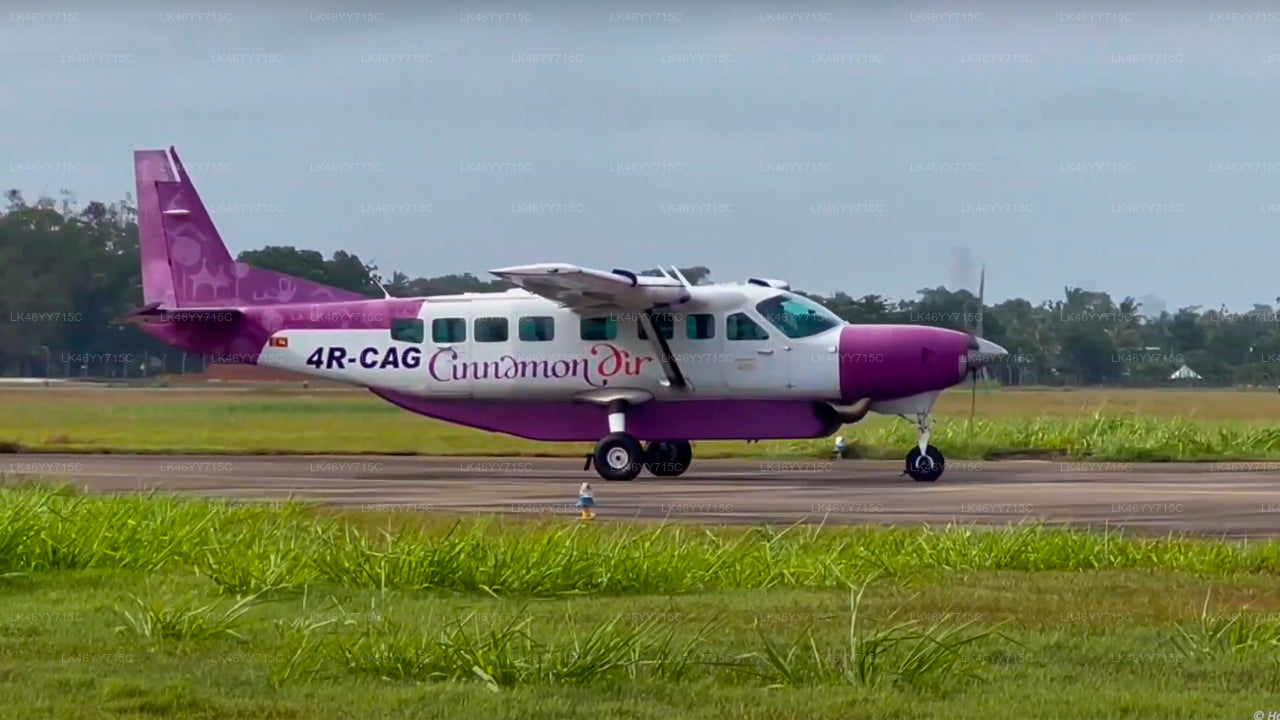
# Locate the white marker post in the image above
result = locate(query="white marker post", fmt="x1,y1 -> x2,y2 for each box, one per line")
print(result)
578,482 -> 595,520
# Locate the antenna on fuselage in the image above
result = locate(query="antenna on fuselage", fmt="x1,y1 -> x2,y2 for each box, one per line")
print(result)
365,265 -> 394,299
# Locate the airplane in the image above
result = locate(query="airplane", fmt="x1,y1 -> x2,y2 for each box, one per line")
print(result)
124,147 -> 1009,483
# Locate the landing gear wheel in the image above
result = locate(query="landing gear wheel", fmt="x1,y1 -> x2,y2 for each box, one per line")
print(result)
644,440 -> 692,477
905,445 -> 945,482
593,432 -> 645,481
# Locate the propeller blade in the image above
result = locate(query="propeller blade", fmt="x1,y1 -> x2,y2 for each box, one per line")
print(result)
976,263 -> 985,339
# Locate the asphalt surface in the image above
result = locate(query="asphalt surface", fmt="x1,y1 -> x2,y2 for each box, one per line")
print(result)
3,454 -> 1280,537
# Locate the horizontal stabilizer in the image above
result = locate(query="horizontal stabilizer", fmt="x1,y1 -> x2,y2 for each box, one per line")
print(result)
116,303 -> 242,325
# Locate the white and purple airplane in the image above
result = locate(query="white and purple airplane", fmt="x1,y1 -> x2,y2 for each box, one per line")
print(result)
126,147 -> 1007,482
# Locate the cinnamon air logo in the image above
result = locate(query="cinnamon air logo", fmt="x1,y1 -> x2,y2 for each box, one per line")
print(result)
428,343 -> 654,386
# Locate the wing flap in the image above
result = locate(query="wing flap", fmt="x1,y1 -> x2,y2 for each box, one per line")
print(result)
491,263 -> 695,393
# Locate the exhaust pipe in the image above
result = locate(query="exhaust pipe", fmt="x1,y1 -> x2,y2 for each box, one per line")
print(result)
815,397 -> 873,427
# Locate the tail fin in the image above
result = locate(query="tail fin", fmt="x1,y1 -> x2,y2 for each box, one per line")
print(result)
133,147 -> 367,308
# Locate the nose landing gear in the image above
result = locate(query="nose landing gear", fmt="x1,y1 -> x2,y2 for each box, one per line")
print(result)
903,412 -> 945,482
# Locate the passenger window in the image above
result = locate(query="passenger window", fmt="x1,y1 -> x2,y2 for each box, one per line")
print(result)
431,318 -> 465,344
726,313 -> 769,341
519,316 -> 555,342
637,313 -> 675,340
474,317 -> 508,342
580,316 -> 617,341
390,318 -> 424,343
687,313 -> 715,340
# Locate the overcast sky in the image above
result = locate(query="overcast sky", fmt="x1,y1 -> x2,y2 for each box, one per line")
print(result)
4,2 -> 1280,312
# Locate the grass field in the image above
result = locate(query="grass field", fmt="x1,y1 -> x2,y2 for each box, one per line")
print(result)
3,485 -> 1280,719
2,385 -> 1279,461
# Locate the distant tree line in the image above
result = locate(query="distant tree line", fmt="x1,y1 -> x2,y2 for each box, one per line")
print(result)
2,191 -> 1277,386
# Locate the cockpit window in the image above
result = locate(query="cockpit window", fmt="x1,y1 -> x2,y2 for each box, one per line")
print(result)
754,293 -> 843,339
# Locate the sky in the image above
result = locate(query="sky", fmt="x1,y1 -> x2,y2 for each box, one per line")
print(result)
3,2 -> 1280,313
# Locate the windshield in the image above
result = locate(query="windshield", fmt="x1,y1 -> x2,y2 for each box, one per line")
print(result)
754,293 -> 843,339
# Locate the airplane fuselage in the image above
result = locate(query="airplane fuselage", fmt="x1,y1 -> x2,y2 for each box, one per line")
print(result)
253,284 -> 844,402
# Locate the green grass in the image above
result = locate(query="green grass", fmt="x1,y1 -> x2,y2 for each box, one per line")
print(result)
10,486 -> 1280,594
4,486 -> 1280,717
4,386 -> 1280,460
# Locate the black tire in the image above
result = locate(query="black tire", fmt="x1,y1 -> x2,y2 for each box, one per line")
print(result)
905,444 -> 945,482
644,440 -> 693,477
593,432 -> 645,481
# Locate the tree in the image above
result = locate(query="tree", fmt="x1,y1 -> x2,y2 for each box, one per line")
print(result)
5,189 -> 1280,387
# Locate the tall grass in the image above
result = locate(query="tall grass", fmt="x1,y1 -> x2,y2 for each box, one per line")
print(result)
323,582 -> 1000,689
791,412 -> 1280,461
3,487 -> 1280,598
1169,588 -> 1280,658
115,593 -> 260,643
328,610 -> 726,688
752,578 -> 1000,688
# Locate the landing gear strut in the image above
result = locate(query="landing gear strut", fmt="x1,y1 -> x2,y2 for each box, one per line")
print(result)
585,400 -> 694,481
903,412 -> 945,482
590,401 -> 644,481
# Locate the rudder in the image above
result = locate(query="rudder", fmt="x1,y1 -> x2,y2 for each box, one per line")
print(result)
134,149 -> 179,307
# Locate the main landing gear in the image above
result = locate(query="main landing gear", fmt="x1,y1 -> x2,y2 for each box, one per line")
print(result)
586,401 -> 693,481
903,412 -> 945,482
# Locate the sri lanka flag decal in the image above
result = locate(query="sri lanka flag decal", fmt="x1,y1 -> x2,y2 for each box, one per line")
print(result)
269,336 -> 288,348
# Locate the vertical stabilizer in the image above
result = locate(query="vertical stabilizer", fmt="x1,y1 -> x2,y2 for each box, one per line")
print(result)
133,146 -> 368,308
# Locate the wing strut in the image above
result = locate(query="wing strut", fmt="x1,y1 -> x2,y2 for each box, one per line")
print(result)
639,309 -> 688,391
669,266 -> 694,290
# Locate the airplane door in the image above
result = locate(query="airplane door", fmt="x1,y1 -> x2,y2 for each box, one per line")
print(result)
723,311 -> 790,393
671,311 -> 722,393
784,327 -> 842,396
422,300 -> 472,397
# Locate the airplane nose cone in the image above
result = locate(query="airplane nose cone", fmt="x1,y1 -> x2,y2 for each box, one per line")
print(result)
837,324 -> 975,402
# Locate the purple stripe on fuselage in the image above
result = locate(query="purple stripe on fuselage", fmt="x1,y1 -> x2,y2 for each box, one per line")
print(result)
371,389 -> 839,442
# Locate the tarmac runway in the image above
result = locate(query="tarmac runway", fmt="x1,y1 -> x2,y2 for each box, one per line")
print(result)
3,454 -> 1280,537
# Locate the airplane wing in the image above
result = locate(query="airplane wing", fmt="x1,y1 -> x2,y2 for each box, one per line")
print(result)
489,263 -> 689,314
490,263 -> 694,391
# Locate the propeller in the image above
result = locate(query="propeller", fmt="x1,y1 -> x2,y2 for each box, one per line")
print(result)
963,264 -> 986,423
948,248 -> 1000,422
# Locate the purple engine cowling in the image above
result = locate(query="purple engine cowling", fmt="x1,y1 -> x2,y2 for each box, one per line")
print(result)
837,324 -> 974,402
